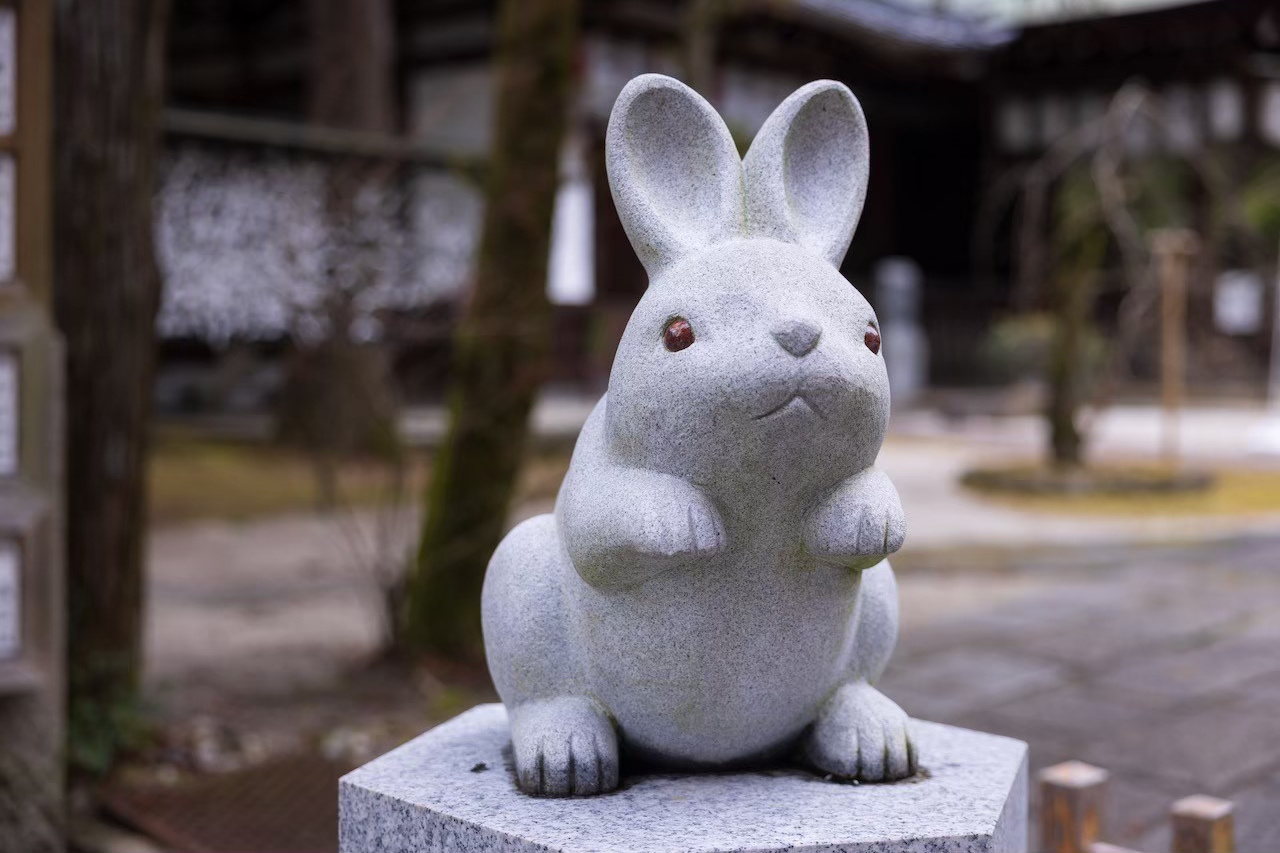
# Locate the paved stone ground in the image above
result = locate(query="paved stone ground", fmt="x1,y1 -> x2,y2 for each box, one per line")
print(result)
882,535 -> 1280,852
140,414 -> 1280,852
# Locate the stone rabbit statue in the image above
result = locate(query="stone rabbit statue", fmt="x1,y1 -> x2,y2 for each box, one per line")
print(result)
482,73 -> 911,796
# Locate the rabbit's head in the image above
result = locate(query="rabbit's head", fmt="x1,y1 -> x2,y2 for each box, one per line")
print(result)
604,75 -> 886,494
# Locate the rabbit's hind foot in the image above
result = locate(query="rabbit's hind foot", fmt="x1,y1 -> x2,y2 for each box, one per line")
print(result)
802,680 -> 916,782
510,697 -> 619,796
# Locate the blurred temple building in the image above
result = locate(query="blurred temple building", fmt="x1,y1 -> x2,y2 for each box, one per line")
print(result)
156,0 -> 1280,412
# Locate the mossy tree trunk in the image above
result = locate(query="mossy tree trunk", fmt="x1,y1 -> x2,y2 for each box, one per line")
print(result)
55,0 -> 170,776
1046,271 -> 1091,468
1045,231 -> 1106,470
403,0 -> 579,658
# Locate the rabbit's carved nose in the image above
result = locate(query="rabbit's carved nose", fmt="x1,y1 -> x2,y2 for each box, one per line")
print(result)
772,319 -> 822,357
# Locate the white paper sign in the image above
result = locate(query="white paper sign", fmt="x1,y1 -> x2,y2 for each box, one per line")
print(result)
1215,270 -> 1265,336
0,541 -> 19,659
0,352 -> 18,477
0,9 -> 15,137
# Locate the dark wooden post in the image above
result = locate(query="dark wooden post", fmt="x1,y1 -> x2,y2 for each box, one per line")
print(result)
1039,760 -> 1109,853
1171,795 -> 1234,853
0,0 -> 63,850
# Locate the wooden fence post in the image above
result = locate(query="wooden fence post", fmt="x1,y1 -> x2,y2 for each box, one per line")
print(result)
1170,795 -> 1234,853
1040,761 -> 1110,853
1151,229 -> 1197,464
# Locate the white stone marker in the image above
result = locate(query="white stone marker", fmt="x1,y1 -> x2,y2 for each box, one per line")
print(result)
874,256 -> 928,408
339,703 -> 1028,853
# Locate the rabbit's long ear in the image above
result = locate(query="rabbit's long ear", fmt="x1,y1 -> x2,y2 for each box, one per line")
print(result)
743,81 -> 869,268
606,74 -> 745,278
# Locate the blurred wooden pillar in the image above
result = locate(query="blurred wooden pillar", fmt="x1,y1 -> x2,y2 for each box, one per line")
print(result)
1151,230 -> 1197,464
1171,795 -> 1234,853
0,0 -> 63,850
1039,760 -> 1109,853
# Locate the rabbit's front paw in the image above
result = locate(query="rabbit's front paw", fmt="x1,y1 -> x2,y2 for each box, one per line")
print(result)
804,681 -> 916,782
511,697 -> 619,796
562,472 -> 725,589
804,469 -> 905,570
630,488 -> 725,562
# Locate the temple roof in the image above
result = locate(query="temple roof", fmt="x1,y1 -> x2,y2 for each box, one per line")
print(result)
777,0 -> 1014,52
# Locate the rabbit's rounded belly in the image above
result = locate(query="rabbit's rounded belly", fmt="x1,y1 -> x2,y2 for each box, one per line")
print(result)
578,554 -> 859,767
603,656 -> 834,767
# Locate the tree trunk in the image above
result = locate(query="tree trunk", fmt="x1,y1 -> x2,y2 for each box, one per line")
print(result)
308,0 -> 395,133
683,0 -> 723,98
404,0 -> 579,657
1046,272 -> 1088,468
55,0 -> 169,776
279,0 -> 399,507
1045,233 -> 1105,470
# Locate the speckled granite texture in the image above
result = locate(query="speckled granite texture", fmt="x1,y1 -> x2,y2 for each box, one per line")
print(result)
339,704 -> 1028,853
483,73 -> 914,797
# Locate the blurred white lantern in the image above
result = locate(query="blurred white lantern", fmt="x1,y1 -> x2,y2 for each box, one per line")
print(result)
1039,95 -> 1072,147
1260,82 -> 1280,148
997,98 -> 1034,153
874,257 -> 929,409
1213,269 -> 1264,336
1162,84 -> 1201,153
547,129 -> 595,306
1207,78 -> 1244,142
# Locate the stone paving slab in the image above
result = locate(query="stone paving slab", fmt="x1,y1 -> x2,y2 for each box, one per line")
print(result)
1237,671 -> 1280,712
880,650 -> 1067,720
1104,776 -> 1190,851
1010,605 -> 1251,671
1074,701 -> 1280,793
1093,637 -> 1280,702
1225,774 -> 1280,853
879,534 -> 1280,850
985,684 -> 1172,742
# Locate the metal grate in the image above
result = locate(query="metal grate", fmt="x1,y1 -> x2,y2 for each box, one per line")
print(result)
103,754 -> 350,853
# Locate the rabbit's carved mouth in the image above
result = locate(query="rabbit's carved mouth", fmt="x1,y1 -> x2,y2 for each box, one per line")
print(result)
754,393 -> 825,422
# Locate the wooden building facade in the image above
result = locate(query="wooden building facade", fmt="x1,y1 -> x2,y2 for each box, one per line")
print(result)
158,0 -> 1280,402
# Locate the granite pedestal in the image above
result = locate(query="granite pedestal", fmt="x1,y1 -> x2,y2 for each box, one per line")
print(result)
339,704 -> 1028,853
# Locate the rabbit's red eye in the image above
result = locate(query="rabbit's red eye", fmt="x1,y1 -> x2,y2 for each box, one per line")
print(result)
864,323 -> 881,355
663,317 -> 695,352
